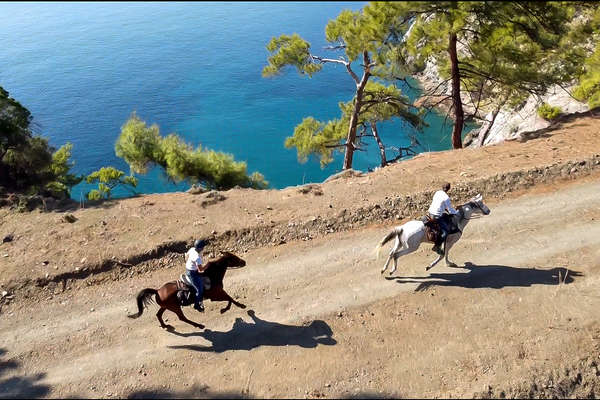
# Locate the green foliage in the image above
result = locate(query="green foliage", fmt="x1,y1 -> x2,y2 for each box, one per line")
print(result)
46,143 -> 83,198
284,117 -> 346,168
537,103 -> 562,120
262,34 -> 323,77
114,114 -> 162,175
0,86 -> 32,159
285,81 -> 423,168
1,87 -> 81,199
115,114 -> 268,190
265,5 -> 426,169
365,1 -> 593,147
574,43 -> 600,108
85,166 -> 138,200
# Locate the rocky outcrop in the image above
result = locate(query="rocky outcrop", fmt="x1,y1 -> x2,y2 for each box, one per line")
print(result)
413,61 -> 589,149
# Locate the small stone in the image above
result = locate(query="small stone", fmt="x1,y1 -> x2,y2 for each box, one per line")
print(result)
90,308 -> 95,312
1,291 -> 7,297
80,257 -> 86,264
266,206 -> 273,210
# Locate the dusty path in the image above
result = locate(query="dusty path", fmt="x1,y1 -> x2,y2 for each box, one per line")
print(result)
1,178 -> 600,399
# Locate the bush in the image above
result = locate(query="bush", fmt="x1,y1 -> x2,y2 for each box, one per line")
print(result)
537,103 -> 562,120
85,167 -> 138,200
115,113 -> 268,190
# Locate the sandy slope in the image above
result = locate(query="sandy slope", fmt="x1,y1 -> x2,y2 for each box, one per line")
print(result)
1,176 -> 599,399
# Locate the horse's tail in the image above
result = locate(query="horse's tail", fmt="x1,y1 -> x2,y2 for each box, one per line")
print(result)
375,227 -> 402,259
127,288 -> 158,319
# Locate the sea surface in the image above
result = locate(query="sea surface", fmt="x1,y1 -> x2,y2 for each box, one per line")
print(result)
1,2 -> 460,199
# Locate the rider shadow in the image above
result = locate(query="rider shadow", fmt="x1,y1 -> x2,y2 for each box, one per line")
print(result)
167,310 -> 337,353
387,262 -> 582,292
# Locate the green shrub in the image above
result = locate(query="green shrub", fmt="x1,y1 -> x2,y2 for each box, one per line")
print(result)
537,103 -> 562,120
85,167 -> 138,200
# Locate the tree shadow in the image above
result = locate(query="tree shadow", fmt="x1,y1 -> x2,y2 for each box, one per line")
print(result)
127,384 -> 248,399
386,262 -> 582,292
517,108 -> 600,144
0,348 -> 50,399
167,310 -> 336,353
126,386 -> 395,399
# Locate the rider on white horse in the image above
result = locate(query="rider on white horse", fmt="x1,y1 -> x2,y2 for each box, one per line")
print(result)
427,182 -> 458,256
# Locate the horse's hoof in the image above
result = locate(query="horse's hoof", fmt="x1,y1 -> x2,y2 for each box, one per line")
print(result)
425,266 -> 431,271
447,262 -> 457,268
240,304 -> 246,309
220,309 -> 227,314
163,324 -> 174,330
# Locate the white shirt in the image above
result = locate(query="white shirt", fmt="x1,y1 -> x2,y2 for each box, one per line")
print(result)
428,190 -> 458,217
185,247 -> 203,271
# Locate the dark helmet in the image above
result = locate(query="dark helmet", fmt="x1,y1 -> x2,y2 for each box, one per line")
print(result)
194,239 -> 208,250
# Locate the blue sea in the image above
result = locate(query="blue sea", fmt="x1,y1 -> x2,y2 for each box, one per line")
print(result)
1,2 -> 458,199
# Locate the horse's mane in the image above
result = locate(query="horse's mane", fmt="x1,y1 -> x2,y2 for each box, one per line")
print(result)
202,252 -> 245,287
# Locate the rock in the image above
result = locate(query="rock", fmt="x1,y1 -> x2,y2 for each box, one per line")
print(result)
186,184 -> 208,195
323,169 -> 364,183
62,214 -> 77,223
201,191 -> 227,208
2,234 -> 13,243
297,184 -> 323,195
1,291 -> 8,297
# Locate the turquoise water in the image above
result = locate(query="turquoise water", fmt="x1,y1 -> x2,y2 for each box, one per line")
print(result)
1,2 -> 456,199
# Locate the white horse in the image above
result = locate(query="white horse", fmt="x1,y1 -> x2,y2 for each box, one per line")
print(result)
375,194 -> 490,275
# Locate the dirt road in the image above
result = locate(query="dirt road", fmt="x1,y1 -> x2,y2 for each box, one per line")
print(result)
1,177 -> 600,399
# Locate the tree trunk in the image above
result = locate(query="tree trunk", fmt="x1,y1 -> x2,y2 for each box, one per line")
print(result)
343,51 -> 371,170
448,33 -> 464,149
370,122 -> 387,167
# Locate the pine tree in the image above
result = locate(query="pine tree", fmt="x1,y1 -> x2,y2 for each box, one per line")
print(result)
367,1 -> 590,148
263,8 -> 423,170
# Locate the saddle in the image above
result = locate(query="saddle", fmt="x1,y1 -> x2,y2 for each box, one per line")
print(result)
421,214 -> 461,243
176,274 -> 212,307
422,215 -> 442,243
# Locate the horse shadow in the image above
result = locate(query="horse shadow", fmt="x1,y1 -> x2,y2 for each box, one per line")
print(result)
167,310 -> 336,353
0,348 -> 50,399
386,262 -> 582,292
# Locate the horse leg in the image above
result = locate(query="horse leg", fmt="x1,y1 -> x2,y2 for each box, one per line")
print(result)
444,233 -> 460,267
165,298 -> 204,329
427,254 -> 443,271
390,246 -> 416,275
156,307 -> 173,330
381,236 -> 401,274
210,288 -> 246,314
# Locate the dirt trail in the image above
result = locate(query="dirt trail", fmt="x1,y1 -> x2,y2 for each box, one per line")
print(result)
1,177 -> 599,398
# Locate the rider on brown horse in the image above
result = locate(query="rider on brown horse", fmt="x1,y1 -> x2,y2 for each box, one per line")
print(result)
427,182 -> 458,256
185,239 -> 209,312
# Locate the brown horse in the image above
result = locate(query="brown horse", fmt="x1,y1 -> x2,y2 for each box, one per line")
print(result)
127,251 -> 247,330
